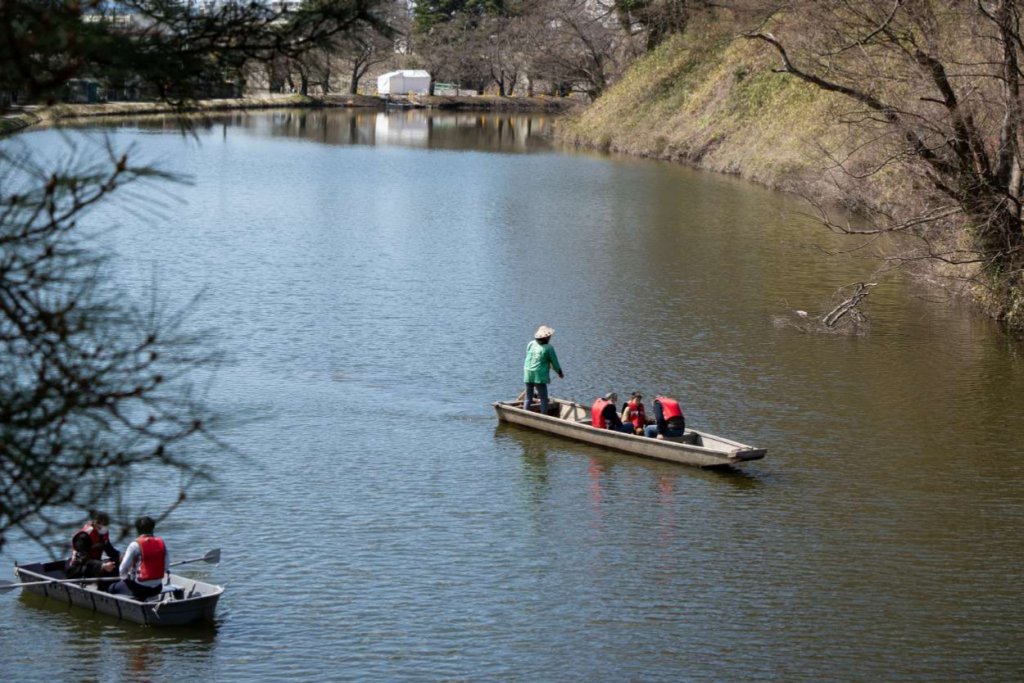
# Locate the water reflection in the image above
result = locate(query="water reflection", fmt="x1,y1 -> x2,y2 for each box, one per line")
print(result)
493,422 -> 763,493
262,109 -> 555,152
11,109 -> 1022,681
13,590 -> 218,680
64,108 -> 556,153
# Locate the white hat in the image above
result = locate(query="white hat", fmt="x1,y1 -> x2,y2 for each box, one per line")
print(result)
534,325 -> 555,339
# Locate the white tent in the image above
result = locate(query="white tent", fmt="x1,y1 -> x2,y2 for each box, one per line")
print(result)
377,70 -> 432,95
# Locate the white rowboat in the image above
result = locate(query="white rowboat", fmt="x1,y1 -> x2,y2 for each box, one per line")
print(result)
13,560 -> 224,626
493,397 -> 766,469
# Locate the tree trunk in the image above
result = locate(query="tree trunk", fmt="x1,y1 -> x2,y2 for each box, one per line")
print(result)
349,65 -> 360,95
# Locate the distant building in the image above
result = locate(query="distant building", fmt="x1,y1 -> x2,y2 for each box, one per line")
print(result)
377,70 -> 431,96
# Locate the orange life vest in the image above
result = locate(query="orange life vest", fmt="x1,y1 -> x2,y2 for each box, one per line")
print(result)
591,398 -> 612,428
656,396 -> 683,420
71,523 -> 108,561
137,536 -> 166,582
625,399 -> 646,432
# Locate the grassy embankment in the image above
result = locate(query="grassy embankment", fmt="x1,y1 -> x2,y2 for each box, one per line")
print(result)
557,16 -> 1014,327
558,18 -> 850,200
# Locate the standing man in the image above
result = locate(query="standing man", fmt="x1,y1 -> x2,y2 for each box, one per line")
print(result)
523,325 -> 564,416
111,516 -> 169,600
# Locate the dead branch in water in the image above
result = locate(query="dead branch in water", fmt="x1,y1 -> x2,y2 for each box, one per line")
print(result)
823,282 -> 876,328
775,282 -> 877,335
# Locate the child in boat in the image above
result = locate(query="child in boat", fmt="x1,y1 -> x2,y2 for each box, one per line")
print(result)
621,392 -> 650,436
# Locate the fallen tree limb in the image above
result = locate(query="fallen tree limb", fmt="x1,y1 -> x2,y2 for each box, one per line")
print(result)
823,282 -> 876,328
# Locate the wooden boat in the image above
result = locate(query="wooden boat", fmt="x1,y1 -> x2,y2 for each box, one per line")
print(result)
493,397 -> 766,468
13,560 -> 224,626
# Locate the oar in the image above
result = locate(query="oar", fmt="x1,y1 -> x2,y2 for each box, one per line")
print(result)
0,576 -> 119,593
0,548 -> 220,593
170,548 -> 220,568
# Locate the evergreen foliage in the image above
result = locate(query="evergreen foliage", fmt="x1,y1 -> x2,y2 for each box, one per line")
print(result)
0,0 -> 393,555
413,0 -> 508,31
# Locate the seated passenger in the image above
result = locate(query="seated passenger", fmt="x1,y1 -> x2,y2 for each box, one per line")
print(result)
66,511 -> 120,583
621,392 -> 650,436
591,392 -> 634,434
111,516 -> 169,600
645,396 -> 686,439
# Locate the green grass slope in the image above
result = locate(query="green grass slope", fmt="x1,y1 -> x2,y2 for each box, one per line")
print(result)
558,17 -> 849,199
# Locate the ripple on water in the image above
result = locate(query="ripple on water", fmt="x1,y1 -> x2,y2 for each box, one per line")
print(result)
2,113 -> 1023,682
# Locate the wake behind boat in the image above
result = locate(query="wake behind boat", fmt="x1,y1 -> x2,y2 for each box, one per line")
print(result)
494,397 -> 766,468
11,560 -> 224,626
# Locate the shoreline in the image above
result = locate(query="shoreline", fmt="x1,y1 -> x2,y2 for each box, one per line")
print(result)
0,93 -> 579,136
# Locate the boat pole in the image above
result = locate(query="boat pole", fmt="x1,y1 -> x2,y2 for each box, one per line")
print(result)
0,576 -> 120,593
1,548 -> 220,593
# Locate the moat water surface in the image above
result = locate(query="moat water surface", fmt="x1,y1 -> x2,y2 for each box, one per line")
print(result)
2,109 -> 1022,681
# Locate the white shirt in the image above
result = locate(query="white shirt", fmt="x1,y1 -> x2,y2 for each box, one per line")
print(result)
119,538 -> 170,587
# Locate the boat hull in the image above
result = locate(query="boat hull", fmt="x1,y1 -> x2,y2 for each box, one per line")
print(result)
14,560 -> 223,626
494,399 -> 766,468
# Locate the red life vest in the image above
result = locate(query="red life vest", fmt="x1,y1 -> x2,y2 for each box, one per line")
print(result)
72,523 -> 108,561
656,396 -> 683,420
137,536 -> 166,582
625,399 -> 646,432
591,398 -> 612,428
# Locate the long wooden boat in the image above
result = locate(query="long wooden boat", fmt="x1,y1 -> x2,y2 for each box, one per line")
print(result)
13,560 -> 224,626
494,397 -> 766,468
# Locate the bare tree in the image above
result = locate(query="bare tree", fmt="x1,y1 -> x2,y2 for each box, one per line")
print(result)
336,4 -> 408,94
526,0 -> 631,100
413,14 -> 492,94
744,0 -> 1024,329
479,13 -> 531,95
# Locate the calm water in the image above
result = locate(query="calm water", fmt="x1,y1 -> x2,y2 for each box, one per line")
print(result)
2,109 -> 1023,681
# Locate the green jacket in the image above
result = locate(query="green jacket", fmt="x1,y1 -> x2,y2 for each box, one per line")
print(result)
523,340 -> 562,384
